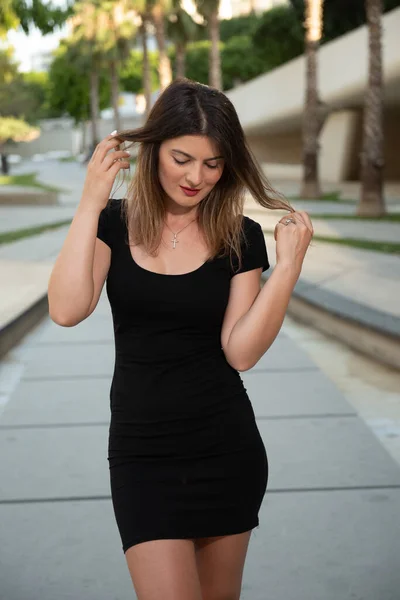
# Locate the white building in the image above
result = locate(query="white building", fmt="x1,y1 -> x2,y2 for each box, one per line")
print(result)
227,7 -> 400,184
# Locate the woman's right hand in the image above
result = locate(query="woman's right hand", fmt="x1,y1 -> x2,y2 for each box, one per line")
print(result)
79,132 -> 131,212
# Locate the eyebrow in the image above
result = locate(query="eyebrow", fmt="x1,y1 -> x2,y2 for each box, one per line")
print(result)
171,149 -> 224,161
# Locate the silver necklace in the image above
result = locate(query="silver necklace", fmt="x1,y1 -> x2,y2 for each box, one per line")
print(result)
164,218 -> 197,249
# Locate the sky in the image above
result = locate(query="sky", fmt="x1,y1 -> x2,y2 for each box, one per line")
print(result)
7,26 -> 68,72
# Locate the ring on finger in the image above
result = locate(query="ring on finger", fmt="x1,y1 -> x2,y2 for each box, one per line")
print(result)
283,217 -> 296,226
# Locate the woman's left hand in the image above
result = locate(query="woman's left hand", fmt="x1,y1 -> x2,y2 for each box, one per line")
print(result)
274,211 -> 314,272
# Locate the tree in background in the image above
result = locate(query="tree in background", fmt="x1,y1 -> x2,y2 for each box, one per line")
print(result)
119,48 -> 160,94
290,0 -> 400,42
219,12 -> 258,41
358,0 -> 386,216
252,4 -> 304,70
130,0 -> 155,117
150,0 -> 173,91
46,41 -> 111,125
0,47 -> 48,172
220,35 -> 265,90
301,0 -> 324,199
166,0 -> 205,78
95,0 -> 138,131
70,0 -> 112,149
195,0 -> 222,89
0,117 -> 39,174
0,0 -> 71,37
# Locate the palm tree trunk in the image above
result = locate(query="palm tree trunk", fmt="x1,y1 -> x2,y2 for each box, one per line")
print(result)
358,0 -> 385,216
208,8 -> 222,90
176,42 -> 186,78
300,0 -> 323,199
0,147 -> 9,175
152,4 -> 172,91
89,69 -> 100,150
140,16 -> 152,118
110,58 -> 122,132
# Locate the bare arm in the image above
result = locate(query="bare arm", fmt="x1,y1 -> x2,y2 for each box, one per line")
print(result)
48,205 -> 110,326
222,263 -> 300,371
222,211 -> 313,371
47,133 -> 130,327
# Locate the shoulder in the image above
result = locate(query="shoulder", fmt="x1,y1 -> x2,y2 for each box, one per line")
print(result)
102,197 -> 124,218
230,215 -> 269,276
240,215 -> 263,238
97,198 -> 125,248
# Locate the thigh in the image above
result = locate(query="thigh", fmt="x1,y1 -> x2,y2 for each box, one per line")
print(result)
125,538 -> 203,600
194,530 -> 253,600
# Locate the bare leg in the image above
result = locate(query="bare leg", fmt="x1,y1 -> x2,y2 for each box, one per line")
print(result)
125,538 -> 203,600
194,530 -> 252,600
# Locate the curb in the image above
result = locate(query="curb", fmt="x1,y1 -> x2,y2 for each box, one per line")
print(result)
1,278 -> 399,372
262,274 -> 400,371
0,293 -> 49,359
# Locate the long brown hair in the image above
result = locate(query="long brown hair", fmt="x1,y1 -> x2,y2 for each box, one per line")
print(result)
115,77 -> 293,271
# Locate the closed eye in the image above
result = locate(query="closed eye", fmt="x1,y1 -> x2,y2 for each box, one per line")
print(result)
173,158 -> 219,170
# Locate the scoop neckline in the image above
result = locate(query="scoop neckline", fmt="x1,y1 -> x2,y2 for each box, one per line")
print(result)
126,240 -> 213,277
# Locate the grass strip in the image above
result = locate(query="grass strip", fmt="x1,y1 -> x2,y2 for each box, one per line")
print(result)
0,220 -> 72,246
305,213 -> 400,222
288,191 -> 355,203
0,172 -> 65,193
262,229 -> 400,255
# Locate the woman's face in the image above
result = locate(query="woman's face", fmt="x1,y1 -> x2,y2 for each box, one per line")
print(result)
158,135 -> 225,211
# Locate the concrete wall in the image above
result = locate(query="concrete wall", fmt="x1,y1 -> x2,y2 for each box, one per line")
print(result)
227,8 -> 400,135
246,131 -> 302,164
229,7 -> 400,184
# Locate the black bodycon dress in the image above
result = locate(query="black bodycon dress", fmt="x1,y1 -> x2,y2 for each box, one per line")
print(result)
97,198 -> 270,554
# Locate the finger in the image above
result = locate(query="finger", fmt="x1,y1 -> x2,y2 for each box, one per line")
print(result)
95,139 -> 123,163
279,215 -> 296,227
297,210 -> 314,234
274,221 -> 287,241
102,150 -> 131,170
108,160 -> 130,178
292,211 -> 307,226
91,131 -> 118,160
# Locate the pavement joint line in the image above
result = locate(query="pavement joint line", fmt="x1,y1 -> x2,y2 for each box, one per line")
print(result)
0,413 -> 358,430
0,422 -> 110,429
26,340 -> 114,347
2,484 -> 400,505
256,413 -> 357,420
20,367 -> 320,382
21,374 -> 113,382
246,366 -> 319,374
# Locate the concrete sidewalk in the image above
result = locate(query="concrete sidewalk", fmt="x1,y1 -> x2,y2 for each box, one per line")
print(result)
0,298 -> 399,599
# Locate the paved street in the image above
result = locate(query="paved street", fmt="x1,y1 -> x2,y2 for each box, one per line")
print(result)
0,301 -> 400,599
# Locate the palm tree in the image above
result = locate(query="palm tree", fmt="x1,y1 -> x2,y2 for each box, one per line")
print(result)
99,0 -> 138,131
195,0 -> 222,90
149,0 -> 173,91
166,1 -> 204,78
300,0 -> 324,199
69,1 -> 106,149
139,10 -> 152,118
357,0 -> 386,216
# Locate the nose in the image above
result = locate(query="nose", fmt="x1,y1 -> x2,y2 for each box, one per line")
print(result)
185,163 -> 202,189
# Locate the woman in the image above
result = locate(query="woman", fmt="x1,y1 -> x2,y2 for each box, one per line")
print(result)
48,78 -> 313,600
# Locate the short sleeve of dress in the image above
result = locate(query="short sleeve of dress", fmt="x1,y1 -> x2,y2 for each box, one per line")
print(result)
97,198 -> 120,249
231,217 -> 270,276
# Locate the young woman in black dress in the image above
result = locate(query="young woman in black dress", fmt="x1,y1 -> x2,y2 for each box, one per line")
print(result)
48,78 -> 313,600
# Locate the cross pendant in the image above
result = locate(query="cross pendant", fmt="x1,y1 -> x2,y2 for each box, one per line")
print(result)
171,234 -> 178,249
